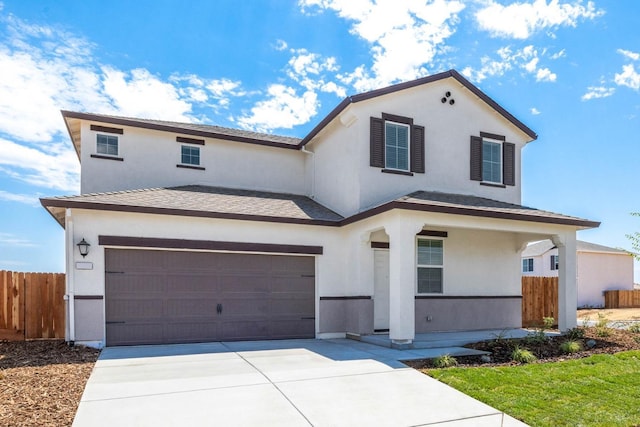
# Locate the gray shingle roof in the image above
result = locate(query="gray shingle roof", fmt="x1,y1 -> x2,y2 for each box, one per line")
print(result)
391,191 -> 599,228
42,187 -> 599,230
62,111 -> 302,147
41,185 -> 343,225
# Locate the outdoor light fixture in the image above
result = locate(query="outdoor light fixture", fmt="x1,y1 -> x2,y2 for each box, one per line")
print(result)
77,238 -> 90,258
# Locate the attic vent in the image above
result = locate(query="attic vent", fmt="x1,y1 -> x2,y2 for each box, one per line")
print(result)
441,91 -> 455,106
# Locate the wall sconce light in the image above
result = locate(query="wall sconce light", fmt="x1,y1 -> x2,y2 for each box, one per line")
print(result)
77,238 -> 90,258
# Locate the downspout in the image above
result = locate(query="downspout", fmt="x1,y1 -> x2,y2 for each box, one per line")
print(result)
65,208 -> 75,344
301,146 -> 315,199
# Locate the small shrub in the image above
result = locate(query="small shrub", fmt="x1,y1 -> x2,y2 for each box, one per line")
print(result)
565,327 -> 585,340
432,354 -> 458,368
511,346 -> 537,364
628,323 -> 640,333
525,316 -> 555,345
560,340 -> 583,354
595,313 -> 611,337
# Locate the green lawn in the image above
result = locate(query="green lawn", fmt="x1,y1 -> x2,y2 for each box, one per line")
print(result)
427,351 -> 640,427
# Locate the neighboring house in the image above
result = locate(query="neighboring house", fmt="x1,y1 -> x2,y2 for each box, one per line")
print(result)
41,70 -> 599,348
522,240 -> 634,308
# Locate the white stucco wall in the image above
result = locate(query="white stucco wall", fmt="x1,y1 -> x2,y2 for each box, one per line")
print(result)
359,79 -> 530,210
577,251 -> 634,307
80,123 -> 307,196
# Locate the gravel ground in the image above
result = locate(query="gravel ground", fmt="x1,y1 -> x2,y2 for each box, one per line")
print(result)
0,340 -> 100,427
578,307 -> 640,322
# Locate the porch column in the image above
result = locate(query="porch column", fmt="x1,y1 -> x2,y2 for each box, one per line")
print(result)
386,220 -> 423,346
553,232 -> 577,331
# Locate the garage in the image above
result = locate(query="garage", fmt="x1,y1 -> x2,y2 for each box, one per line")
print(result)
105,249 -> 316,346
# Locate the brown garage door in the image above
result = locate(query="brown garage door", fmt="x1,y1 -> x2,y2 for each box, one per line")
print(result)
105,249 -> 315,346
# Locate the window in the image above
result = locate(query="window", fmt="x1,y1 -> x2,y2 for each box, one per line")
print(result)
181,145 -> 200,166
417,239 -> 443,294
482,138 -> 502,183
550,255 -> 559,271
470,133 -> 515,186
522,258 -> 534,273
385,122 -> 410,171
97,134 -> 118,156
369,114 -> 425,174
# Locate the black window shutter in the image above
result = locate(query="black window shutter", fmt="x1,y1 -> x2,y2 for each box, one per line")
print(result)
470,136 -> 482,181
550,256 -> 554,270
370,117 -> 384,168
503,142 -> 515,186
410,125 -> 425,173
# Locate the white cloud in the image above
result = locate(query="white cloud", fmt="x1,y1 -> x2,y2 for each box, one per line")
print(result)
236,85 -> 318,132
617,49 -> 640,61
0,138 -> 79,191
0,232 -> 37,247
614,64 -> 640,91
536,67 -> 556,82
299,0 -> 465,91
476,0 -> 604,39
101,67 -> 194,120
550,49 -> 566,59
581,86 -> 615,101
462,45 -> 556,83
285,48 -> 346,97
530,107 -> 541,115
0,190 -> 41,206
274,39 -> 288,51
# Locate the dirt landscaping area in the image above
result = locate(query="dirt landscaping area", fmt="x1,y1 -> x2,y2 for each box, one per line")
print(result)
0,340 -> 100,427
577,307 -> 640,322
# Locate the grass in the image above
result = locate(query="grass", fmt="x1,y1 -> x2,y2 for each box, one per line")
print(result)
427,351 -> 640,427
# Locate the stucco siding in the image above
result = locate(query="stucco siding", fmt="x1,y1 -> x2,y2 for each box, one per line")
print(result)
80,123 -> 307,196
577,251 -> 634,307
415,297 -> 521,332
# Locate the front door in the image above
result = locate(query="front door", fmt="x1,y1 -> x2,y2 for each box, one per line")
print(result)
373,249 -> 390,331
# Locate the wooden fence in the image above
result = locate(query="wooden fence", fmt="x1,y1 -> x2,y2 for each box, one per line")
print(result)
522,276 -> 558,327
604,290 -> 640,308
0,271 -> 65,340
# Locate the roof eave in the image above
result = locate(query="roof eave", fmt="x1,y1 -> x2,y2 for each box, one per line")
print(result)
300,69 -> 537,147
60,110 -> 301,150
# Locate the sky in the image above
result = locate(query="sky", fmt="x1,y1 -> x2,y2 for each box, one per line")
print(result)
0,0 -> 638,280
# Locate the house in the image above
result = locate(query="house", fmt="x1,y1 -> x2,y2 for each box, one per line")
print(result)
41,70 -> 599,348
522,240 -> 634,308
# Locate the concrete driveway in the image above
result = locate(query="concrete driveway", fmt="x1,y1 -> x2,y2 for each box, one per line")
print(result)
73,339 -> 527,427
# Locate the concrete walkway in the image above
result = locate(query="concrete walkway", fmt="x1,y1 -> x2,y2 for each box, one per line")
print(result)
73,338 -> 528,427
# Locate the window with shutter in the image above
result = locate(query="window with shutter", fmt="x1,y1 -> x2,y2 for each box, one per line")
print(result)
470,132 -> 515,187
370,113 -> 425,174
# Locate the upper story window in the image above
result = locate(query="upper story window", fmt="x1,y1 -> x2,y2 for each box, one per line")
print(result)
482,138 -> 502,184
181,145 -> 200,166
97,134 -> 118,156
385,122 -> 410,171
550,255 -> 559,271
370,113 -> 425,175
470,132 -> 515,187
416,238 -> 443,294
522,258 -> 534,273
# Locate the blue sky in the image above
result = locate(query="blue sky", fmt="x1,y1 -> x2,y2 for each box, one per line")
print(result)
0,0 -> 638,279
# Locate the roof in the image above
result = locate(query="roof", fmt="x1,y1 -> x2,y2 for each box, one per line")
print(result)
41,186 -> 599,230
300,69 -> 537,145
40,185 -> 343,227
61,111 -> 302,159
62,69 -> 537,159
344,191 -> 599,228
522,239 -> 629,257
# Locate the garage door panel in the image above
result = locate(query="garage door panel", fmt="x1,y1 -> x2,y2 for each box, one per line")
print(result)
165,321 -> 220,343
218,275 -> 271,292
105,249 -> 316,346
106,299 -> 164,320
165,298 -> 217,318
166,275 -> 218,293
269,319 -> 315,338
221,320 -> 269,341
107,323 -> 166,346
